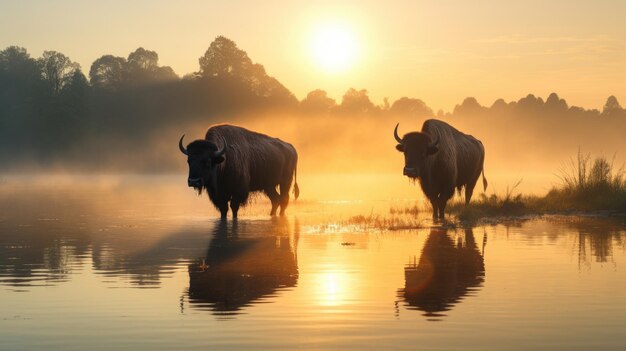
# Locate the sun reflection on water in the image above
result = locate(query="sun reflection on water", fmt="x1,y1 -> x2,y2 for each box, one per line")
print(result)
317,270 -> 350,307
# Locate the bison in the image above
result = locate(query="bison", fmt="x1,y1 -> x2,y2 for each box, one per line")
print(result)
179,124 -> 299,218
394,119 -> 487,220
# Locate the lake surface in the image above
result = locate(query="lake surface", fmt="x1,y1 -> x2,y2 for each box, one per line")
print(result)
1,176 -> 626,350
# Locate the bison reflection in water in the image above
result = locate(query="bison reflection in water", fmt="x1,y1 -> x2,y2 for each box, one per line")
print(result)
179,124 -> 299,218
399,227 -> 485,319
394,119 -> 487,220
188,218 -> 299,314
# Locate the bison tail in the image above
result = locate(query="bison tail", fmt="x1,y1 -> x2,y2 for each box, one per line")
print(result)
482,168 -> 488,192
293,158 -> 300,200
294,181 -> 300,200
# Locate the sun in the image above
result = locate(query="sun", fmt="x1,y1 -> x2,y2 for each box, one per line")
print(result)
309,22 -> 359,73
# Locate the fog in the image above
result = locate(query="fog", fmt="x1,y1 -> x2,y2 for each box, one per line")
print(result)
5,106 -> 625,202
2,38 -> 626,202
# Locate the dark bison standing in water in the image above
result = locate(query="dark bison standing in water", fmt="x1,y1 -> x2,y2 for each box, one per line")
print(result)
179,124 -> 299,218
394,119 -> 487,219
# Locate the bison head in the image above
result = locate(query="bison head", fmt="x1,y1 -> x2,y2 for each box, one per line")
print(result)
179,135 -> 226,192
394,123 -> 439,179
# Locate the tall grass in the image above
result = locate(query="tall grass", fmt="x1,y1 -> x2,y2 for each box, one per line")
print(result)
448,179 -> 533,221
544,150 -> 626,211
448,151 -> 626,222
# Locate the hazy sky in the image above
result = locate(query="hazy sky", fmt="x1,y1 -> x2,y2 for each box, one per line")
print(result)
2,0 -> 626,111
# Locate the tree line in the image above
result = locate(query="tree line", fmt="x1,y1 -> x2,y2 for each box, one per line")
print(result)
1,35 -> 625,170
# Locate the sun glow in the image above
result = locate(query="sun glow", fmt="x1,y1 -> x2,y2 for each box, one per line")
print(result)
309,22 -> 359,73
315,269 -> 354,307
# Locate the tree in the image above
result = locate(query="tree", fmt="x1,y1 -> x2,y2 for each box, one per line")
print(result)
89,55 -> 127,88
389,97 -> 433,118
516,94 -> 544,113
198,36 -> 252,77
38,51 -> 80,95
127,47 -> 178,83
0,46 -> 42,91
300,89 -> 337,113
61,69 -> 89,107
545,92 -> 568,112
602,95 -> 623,116
453,97 -> 485,116
127,47 -> 158,71
339,88 -> 376,114
0,46 -> 43,150
197,36 -> 295,104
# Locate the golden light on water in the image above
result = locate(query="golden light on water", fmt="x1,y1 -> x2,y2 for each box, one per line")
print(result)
309,21 -> 359,73
316,270 -> 350,307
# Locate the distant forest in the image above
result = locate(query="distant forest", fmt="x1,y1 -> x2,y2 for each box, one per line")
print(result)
1,35 -> 625,172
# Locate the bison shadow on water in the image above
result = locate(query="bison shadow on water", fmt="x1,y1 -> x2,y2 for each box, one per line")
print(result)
398,227 -> 485,320
187,217 -> 299,315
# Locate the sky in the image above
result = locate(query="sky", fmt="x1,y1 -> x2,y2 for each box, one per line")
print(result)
2,0 -> 626,111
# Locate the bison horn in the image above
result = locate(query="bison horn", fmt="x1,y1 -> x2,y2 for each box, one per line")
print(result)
213,139 -> 227,158
179,135 -> 188,155
394,123 -> 403,144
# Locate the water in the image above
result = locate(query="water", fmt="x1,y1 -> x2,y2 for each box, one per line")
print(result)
1,176 -> 626,350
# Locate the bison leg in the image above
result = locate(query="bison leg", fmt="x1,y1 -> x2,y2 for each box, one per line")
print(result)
230,200 -> 240,219
438,189 -> 455,220
465,184 -> 476,205
265,188 -> 281,216
218,203 -> 229,219
278,182 -> 292,216
429,198 -> 439,220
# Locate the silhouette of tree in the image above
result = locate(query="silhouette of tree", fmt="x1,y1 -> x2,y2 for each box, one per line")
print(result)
602,95 -> 623,116
0,46 -> 42,97
390,97 -> 434,118
196,36 -> 296,106
339,88 -> 377,114
453,97 -> 485,116
300,89 -> 337,113
38,51 -> 80,96
198,36 -> 252,77
490,98 -> 508,110
61,69 -> 89,113
545,92 -> 568,112
128,47 -> 158,70
89,55 -> 127,88
516,94 -> 544,113
0,46 -> 43,159
127,47 -> 178,84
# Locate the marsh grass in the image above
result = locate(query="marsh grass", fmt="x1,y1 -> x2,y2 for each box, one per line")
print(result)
313,151 -> 626,231
346,213 -> 424,231
389,203 -> 420,216
430,151 -> 626,223
448,179 -> 535,221
544,151 -> 626,212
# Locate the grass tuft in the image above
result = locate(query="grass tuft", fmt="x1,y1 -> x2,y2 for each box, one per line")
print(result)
448,179 -> 533,221
443,151 -> 626,222
543,150 -> 626,211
